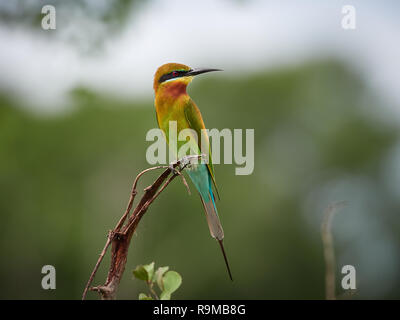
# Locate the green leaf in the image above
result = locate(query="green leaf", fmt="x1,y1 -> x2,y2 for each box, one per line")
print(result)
139,293 -> 153,300
133,266 -> 148,281
143,262 -> 155,282
160,271 -> 182,300
155,266 -> 169,290
160,291 -> 171,300
133,262 -> 155,282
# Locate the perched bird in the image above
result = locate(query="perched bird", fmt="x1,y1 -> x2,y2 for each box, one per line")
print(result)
153,63 -> 232,281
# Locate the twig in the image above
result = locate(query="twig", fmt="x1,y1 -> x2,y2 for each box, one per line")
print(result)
82,155 -> 202,300
148,282 -> 159,300
82,231 -> 113,300
170,167 -> 191,195
321,201 -> 347,300
82,167 -> 166,300
114,165 -> 169,232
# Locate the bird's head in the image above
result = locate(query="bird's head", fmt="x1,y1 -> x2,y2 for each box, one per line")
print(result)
153,62 -> 222,93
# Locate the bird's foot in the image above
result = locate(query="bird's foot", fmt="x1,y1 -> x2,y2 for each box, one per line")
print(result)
180,154 -> 206,169
179,155 -> 192,168
169,155 -> 205,172
169,156 -> 191,171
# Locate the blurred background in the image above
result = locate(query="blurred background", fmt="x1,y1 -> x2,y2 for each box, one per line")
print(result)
1,0 -> 400,299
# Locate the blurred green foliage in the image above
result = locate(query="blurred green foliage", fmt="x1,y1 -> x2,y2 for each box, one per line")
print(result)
0,0 -> 141,28
0,0 -> 144,52
0,60 -> 399,299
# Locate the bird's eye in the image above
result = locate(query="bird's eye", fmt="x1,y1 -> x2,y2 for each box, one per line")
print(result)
172,71 -> 179,77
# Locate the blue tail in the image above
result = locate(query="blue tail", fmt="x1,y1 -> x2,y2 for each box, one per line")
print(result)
186,163 -> 233,281
186,163 -> 223,240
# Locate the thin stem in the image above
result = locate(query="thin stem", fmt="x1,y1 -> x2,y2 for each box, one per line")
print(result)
321,201 -> 347,300
82,232 -> 112,300
148,282 -> 159,300
82,165 -> 170,300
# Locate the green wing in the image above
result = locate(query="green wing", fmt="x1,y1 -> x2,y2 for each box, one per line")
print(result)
184,99 -> 220,199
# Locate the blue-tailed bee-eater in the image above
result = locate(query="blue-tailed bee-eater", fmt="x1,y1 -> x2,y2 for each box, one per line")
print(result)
153,63 -> 232,281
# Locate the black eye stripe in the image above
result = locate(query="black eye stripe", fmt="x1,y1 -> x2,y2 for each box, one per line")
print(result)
159,70 -> 190,83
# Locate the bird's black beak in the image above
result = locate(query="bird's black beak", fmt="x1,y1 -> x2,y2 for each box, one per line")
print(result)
185,68 -> 223,77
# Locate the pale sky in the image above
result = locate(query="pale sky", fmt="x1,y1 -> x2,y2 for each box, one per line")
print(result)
0,0 -> 399,113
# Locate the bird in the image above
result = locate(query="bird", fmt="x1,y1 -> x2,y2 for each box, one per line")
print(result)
153,62 -> 233,281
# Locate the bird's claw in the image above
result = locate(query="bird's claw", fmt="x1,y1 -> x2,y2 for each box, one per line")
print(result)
169,155 -> 205,172
179,156 -> 191,168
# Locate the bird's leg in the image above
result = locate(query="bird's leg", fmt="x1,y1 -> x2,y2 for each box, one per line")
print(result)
167,155 -> 195,172
179,155 -> 191,169
166,154 -> 205,187
178,154 -> 206,170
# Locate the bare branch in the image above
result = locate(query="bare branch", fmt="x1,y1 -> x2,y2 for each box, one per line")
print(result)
82,156 -> 202,300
